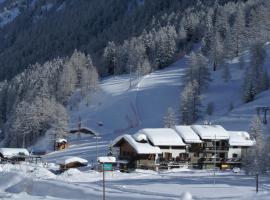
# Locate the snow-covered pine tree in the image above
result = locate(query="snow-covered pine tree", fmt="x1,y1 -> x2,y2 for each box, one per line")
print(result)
103,41 -> 118,75
180,80 -> 201,125
228,5 -> 246,57
163,107 -> 177,128
244,116 -> 267,175
185,52 -> 210,93
242,43 -> 268,102
209,31 -> 224,71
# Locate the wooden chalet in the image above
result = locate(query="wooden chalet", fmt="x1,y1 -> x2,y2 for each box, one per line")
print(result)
57,156 -> 88,171
0,148 -> 30,163
113,134 -> 161,171
69,127 -> 97,136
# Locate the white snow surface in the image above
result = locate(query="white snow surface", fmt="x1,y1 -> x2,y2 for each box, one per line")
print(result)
98,156 -> 116,163
137,128 -> 186,146
56,156 -> 88,165
191,125 -> 230,140
56,138 -> 67,143
0,163 -> 269,200
228,131 -> 255,146
113,134 -> 161,154
0,148 -> 29,158
133,132 -> 148,142
174,126 -> 203,143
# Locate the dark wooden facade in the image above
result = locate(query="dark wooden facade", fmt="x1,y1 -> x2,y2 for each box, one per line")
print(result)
115,139 -> 157,171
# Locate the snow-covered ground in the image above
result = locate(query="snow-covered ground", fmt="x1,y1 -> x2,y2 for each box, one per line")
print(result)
2,42 -> 270,199
0,163 -> 269,200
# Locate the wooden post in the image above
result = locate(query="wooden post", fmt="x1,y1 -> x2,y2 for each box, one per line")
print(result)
103,163 -> 105,200
256,174 -> 259,193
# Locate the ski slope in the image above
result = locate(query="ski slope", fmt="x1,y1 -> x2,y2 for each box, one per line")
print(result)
70,43 -> 270,136
69,56 -> 187,136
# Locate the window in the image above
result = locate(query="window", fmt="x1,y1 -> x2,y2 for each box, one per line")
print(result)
194,152 -> 199,157
233,154 -> 238,158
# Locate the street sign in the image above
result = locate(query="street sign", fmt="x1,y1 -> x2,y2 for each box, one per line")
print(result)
103,163 -> 113,171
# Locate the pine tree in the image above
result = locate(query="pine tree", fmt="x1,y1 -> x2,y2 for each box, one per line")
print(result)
209,31 -> 224,71
242,43 -> 268,102
229,6 -> 246,57
185,52 -> 211,93
244,116 -> 267,175
164,107 -> 176,128
103,41 -> 118,75
180,80 -> 201,125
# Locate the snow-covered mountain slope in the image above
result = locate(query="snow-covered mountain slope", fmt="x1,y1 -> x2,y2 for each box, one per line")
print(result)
70,43 -> 270,137
45,42 -> 270,168
69,57 -> 187,137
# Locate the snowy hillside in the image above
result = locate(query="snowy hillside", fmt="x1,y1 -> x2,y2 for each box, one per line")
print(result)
69,56 -> 187,136
69,43 -> 270,137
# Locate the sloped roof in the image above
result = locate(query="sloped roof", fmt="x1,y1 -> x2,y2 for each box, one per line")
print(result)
112,134 -> 161,154
174,126 -> 202,143
56,156 -> 88,165
191,125 -> 230,140
0,148 -> 29,158
98,156 -> 116,163
56,138 -> 67,143
228,131 -> 255,147
138,128 -> 186,146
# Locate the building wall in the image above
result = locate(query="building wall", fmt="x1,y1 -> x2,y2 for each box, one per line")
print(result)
159,147 -> 186,158
228,147 -> 242,159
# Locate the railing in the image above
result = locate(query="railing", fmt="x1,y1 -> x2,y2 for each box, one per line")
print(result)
203,147 -> 229,152
198,157 -> 242,163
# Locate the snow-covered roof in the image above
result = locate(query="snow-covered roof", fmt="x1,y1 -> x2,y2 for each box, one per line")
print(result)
191,125 -> 230,140
137,128 -> 186,146
98,156 -> 116,163
0,148 -> 29,158
112,134 -> 161,154
228,131 -> 255,147
56,156 -> 88,165
56,138 -> 67,143
174,126 -> 202,143
133,133 -> 148,142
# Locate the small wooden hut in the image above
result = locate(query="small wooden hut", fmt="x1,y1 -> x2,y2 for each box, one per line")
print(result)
56,138 -> 68,150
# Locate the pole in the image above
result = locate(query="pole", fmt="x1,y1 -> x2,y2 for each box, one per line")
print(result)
96,136 -> 98,161
22,133 -> 25,148
214,134 -> 216,185
256,174 -> 259,193
103,163 -> 105,200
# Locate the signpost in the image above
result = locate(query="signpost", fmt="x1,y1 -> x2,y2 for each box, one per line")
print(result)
98,156 -> 116,200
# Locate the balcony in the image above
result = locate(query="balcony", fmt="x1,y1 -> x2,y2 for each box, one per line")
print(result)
203,147 -> 229,152
198,157 -> 242,164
